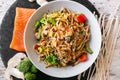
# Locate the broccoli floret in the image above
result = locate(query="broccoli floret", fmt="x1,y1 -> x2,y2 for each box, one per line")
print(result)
17,58 -> 32,73
23,58 -> 31,62
45,54 -> 58,65
25,72 -> 36,80
31,65 -> 38,73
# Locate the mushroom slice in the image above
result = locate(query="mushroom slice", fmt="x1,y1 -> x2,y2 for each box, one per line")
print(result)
36,0 -> 48,6
5,53 -> 26,80
28,0 -> 35,2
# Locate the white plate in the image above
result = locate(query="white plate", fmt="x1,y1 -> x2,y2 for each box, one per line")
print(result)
24,0 -> 101,78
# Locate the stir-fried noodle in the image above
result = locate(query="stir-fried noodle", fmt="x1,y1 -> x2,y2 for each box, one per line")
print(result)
34,8 -> 93,68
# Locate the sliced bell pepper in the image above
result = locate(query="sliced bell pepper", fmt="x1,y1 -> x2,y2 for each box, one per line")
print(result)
77,13 -> 87,23
78,53 -> 87,62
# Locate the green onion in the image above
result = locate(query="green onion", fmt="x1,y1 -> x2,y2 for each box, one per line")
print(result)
85,44 -> 93,54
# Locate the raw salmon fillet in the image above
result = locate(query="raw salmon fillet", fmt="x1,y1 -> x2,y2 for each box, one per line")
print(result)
10,7 -> 36,52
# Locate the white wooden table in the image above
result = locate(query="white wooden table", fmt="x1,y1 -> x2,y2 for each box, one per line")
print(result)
0,0 -> 120,80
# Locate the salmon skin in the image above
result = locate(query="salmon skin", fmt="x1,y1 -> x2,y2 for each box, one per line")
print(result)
10,7 -> 36,52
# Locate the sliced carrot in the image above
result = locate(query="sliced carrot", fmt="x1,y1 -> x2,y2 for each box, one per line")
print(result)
10,7 -> 36,52
78,53 -> 87,62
